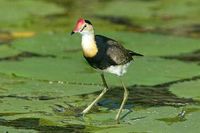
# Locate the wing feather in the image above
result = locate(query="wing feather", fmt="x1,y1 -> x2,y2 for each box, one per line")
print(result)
106,40 -> 132,65
95,35 -> 142,66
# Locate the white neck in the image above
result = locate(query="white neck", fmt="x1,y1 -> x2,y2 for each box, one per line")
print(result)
81,33 -> 95,50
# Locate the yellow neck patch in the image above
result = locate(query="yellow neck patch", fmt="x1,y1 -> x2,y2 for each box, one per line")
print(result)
81,34 -> 98,58
82,42 -> 98,57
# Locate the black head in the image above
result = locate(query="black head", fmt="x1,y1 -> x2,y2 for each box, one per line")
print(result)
85,20 -> 92,25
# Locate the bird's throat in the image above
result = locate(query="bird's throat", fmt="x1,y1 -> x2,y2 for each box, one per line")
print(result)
81,34 -> 98,58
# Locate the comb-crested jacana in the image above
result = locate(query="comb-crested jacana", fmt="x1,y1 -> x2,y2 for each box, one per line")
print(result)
71,18 -> 143,123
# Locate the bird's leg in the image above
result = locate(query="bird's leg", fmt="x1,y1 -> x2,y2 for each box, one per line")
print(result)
81,73 -> 108,115
115,78 -> 129,124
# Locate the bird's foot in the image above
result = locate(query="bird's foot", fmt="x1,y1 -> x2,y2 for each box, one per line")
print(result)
74,112 -> 87,122
75,112 -> 86,118
115,118 -> 120,124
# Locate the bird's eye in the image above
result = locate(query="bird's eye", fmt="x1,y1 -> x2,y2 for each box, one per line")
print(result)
80,24 -> 87,32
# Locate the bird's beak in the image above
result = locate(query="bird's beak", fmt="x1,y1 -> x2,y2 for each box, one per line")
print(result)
71,22 -> 82,35
71,31 -> 75,35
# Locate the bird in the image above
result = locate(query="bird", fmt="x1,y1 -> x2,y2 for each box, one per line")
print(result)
71,18 -> 143,123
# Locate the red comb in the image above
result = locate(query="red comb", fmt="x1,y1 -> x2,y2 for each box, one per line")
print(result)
73,18 -> 85,32
77,18 -> 85,25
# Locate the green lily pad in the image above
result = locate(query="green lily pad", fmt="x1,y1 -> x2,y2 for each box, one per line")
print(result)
0,55 -> 199,86
87,106 -> 200,133
12,33 -> 81,57
0,56 -> 198,86
170,80 -> 200,100
0,45 -> 21,58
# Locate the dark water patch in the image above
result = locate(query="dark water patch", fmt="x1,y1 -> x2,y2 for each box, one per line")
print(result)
81,75 -> 200,109
0,51 -> 56,61
0,94 -> 59,101
98,86 -> 195,109
0,118 -> 86,133
162,49 -> 200,63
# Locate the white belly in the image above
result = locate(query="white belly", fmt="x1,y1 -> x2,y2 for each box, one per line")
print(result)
104,62 -> 131,76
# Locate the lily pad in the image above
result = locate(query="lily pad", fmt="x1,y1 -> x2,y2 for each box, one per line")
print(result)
12,33 -> 80,57
88,106 -> 200,133
170,80 -> 200,100
0,45 -> 21,58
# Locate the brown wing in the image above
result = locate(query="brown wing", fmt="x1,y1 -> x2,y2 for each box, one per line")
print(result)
95,35 -> 142,67
106,39 -> 133,65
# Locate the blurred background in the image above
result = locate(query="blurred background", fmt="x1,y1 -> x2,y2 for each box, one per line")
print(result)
1,0 -> 200,35
0,0 -> 200,132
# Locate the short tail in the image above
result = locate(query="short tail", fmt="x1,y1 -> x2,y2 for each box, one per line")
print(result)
128,50 -> 143,56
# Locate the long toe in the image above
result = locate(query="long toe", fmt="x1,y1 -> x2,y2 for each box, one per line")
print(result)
115,116 -> 120,124
75,112 -> 85,117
